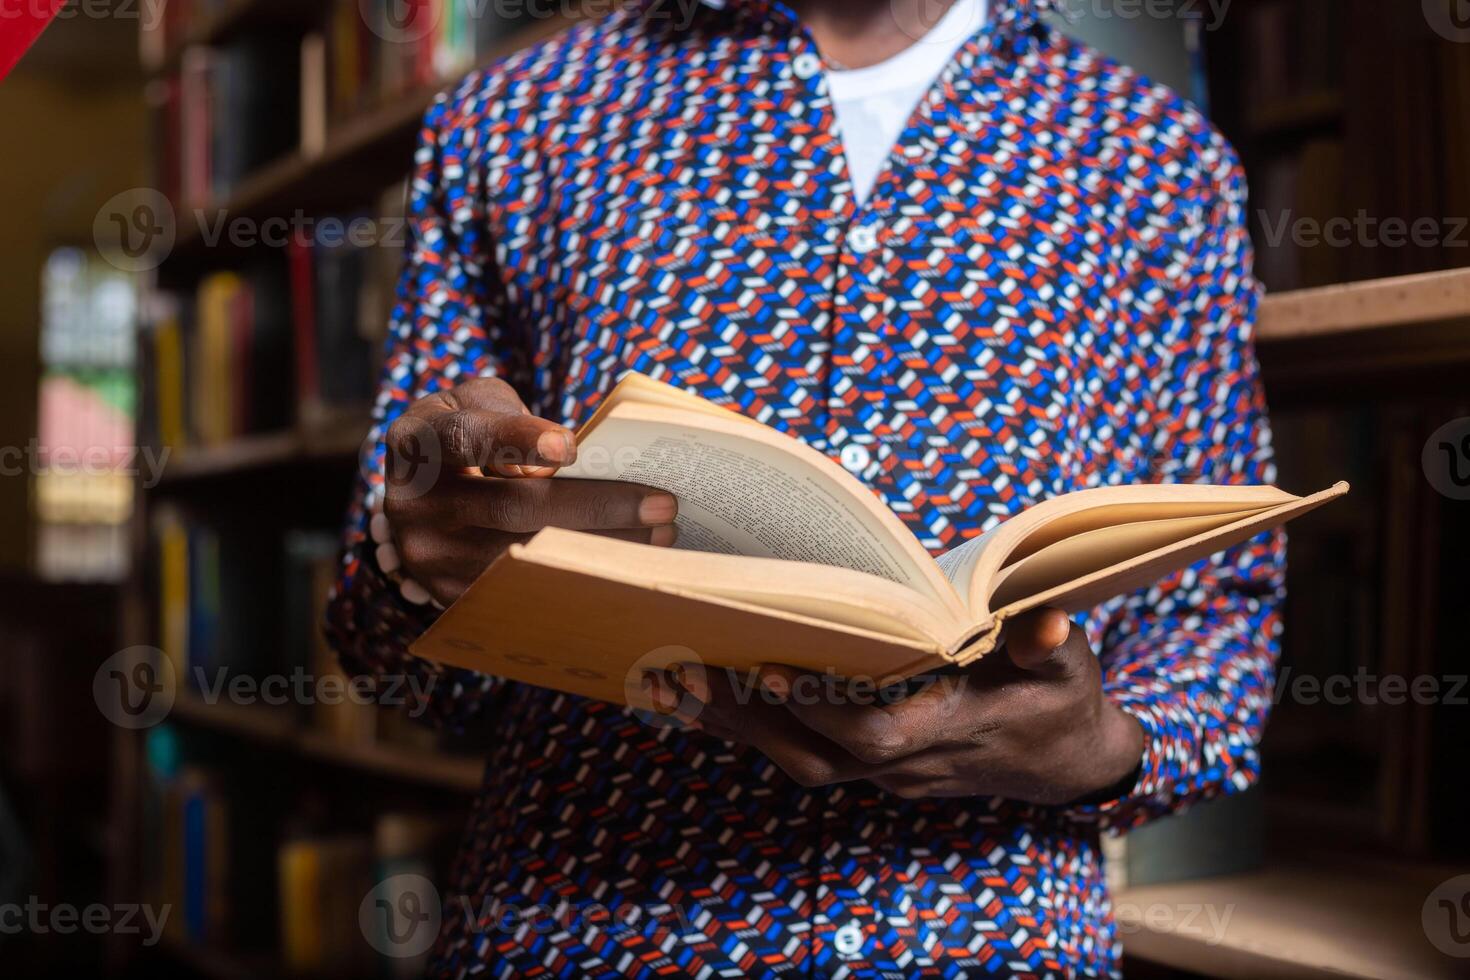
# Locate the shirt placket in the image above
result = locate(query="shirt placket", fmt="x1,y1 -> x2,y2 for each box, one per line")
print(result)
754,11 -> 920,975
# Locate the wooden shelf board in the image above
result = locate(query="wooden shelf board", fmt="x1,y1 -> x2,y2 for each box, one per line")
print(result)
166,693 -> 483,793
157,933 -> 278,980
166,11 -> 582,261
1258,268 -> 1470,341
158,424 -> 366,484
169,691 -> 297,744
298,731 -> 484,793
1245,90 -> 1343,139
1117,861 -> 1462,979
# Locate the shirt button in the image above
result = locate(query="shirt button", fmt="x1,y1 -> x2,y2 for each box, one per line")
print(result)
840,444 -> 872,474
834,920 -> 864,957
791,52 -> 821,79
847,224 -> 879,255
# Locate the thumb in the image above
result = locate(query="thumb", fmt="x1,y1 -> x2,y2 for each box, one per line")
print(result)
1004,607 -> 1073,672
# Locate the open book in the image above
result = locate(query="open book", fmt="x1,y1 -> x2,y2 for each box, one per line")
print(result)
412,373 -> 1347,708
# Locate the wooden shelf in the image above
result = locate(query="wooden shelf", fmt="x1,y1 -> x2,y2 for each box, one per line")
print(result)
297,731 -> 484,793
165,11 -> 582,264
1117,860 -> 1463,979
167,693 -> 484,794
1245,90 -> 1343,140
158,423 -> 366,485
157,934 -> 278,980
145,0 -> 318,78
1258,268 -> 1470,341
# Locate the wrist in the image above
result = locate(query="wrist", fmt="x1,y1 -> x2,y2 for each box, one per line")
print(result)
1078,699 -> 1146,803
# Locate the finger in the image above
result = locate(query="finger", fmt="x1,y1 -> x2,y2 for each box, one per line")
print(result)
679,665 -> 870,788
1002,607 -> 1074,672
428,475 -> 678,532
769,665 -> 969,765
394,378 -> 577,475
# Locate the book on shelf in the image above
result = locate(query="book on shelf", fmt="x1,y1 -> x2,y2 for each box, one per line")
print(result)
153,506 -> 284,693
279,812 -> 456,975
414,373 -> 1349,707
159,35 -> 302,208
141,194 -> 399,450
325,0 -> 536,121
278,834 -> 374,974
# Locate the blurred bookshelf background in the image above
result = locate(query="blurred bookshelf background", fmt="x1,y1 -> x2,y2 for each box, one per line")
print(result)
0,0 -> 1466,977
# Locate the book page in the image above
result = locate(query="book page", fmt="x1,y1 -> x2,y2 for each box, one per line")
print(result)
934,525 -> 1004,604
558,408 -> 957,607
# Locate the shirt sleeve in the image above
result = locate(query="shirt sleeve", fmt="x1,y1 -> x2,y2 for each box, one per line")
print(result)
1065,137 -> 1285,832
324,89 -> 520,730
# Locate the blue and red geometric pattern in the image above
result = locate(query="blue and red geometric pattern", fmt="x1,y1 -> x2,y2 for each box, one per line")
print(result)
327,0 -> 1285,975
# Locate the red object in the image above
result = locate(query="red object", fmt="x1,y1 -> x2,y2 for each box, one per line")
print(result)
0,0 -> 66,81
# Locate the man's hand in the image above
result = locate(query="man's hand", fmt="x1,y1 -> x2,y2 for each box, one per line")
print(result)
382,377 -> 678,606
654,608 -> 1145,806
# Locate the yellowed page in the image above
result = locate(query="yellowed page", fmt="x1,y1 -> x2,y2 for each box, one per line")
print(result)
986,508 -> 1272,610
558,402 -> 963,613
521,528 -> 965,644
968,484 -> 1349,639
960,484 -> 1301,613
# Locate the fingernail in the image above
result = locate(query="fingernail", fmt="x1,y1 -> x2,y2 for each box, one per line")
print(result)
638,492 -> 678,525
650,524 -> 678,548
758,669 -> 789,703
536,429 -> 576,465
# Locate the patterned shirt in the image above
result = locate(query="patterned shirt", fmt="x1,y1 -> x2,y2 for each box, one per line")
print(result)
327,0 -> 1283,975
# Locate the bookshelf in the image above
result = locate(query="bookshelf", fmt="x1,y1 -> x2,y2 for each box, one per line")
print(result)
112,2 -> 586,973
1117,858 -> 1463,979
107,0 -> 1470,976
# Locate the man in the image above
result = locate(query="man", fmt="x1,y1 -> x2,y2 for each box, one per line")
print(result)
328,0 -> 1283,974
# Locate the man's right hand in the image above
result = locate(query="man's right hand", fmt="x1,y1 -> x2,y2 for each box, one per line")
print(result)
382,377 -> 678,606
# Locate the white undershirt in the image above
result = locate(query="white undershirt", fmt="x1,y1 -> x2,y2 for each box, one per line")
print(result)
826,0 -> 987,204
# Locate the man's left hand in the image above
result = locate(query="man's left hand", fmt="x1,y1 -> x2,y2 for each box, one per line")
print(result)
654,608 -> 1144,806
